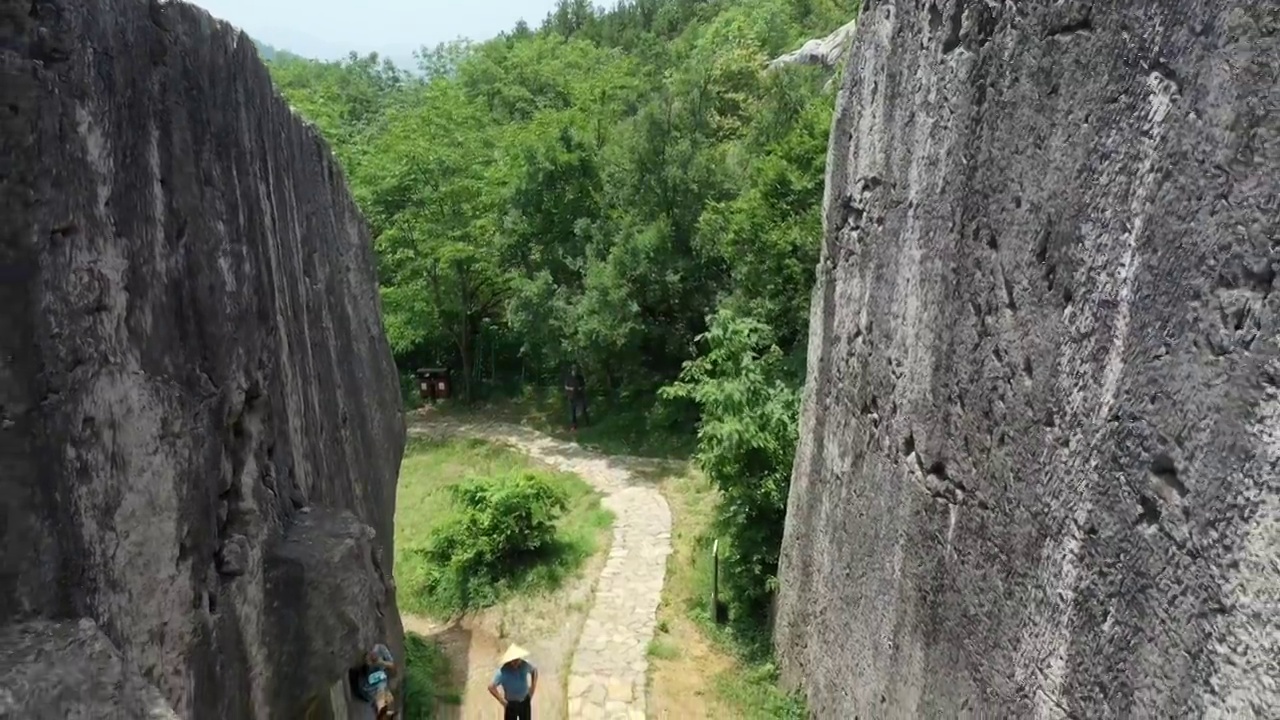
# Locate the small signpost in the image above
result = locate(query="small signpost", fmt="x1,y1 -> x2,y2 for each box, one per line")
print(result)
414,368 -> 451,405
711,538 -> 726,624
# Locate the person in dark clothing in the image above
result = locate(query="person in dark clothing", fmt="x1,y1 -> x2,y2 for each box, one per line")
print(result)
564,364 -> 588,430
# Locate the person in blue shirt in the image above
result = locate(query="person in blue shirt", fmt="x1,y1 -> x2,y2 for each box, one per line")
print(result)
488,644 -> 538,720
357,643 -> 397,718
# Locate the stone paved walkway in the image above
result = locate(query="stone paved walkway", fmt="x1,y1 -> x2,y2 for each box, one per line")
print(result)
408,419 -> 673,719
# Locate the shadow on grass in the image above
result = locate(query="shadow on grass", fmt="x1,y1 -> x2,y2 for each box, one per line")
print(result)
401,631 -> 462,720
407,415 -> 694,497
401,433 -> 476,458
426,387 -> 698,461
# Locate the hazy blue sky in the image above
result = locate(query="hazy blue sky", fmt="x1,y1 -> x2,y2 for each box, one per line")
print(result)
190,0 -> 563,62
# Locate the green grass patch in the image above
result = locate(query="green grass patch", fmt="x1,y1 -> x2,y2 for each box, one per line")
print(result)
395,436 -> 613,616
711,658 -> 807,720
400,632 -> 459,719
647,637 -> 680,661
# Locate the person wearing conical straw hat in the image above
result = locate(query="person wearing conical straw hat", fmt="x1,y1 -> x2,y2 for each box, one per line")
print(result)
488,643 -> 538,719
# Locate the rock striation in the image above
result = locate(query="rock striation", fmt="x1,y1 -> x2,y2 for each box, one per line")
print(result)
776,0 -> 1279,717
1,1 -> 405,718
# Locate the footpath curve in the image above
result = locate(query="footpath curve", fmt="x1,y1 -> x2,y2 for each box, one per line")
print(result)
408,418 -> 673,720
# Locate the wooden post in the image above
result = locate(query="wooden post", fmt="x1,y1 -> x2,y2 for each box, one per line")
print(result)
711,538 -> 721,624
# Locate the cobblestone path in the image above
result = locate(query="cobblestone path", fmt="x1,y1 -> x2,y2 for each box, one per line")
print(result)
408,419 -> 673,719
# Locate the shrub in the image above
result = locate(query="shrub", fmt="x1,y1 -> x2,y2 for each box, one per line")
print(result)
714,659 -> 808,720
418,471 -> 569,610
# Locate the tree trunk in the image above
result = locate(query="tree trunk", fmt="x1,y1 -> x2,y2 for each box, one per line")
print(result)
458,313 -> 473,404
474,325 -> 483,399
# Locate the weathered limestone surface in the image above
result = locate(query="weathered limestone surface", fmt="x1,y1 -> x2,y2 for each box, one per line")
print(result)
0,1 -> 405,718
0,620 -> 180,719
776,1 -> 1279,718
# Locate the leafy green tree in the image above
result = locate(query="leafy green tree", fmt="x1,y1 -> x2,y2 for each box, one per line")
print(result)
415,39 -> 473,80
362,79 -> 510,400
661,309 -> 801,622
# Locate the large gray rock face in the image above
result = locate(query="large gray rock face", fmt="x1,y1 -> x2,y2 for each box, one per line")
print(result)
0,0 -> 405,717
776,1 -> 1279,717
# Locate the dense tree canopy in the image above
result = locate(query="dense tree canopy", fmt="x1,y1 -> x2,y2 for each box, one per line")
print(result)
267,0 -> 859,627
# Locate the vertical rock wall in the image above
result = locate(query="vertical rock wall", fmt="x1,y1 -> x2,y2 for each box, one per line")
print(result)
1,0 -> 405,717
776,0 -> 1279,717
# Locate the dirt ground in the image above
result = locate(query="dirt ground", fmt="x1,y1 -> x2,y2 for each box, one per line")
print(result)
646,611 -> 736,719
644,470 -> 737,720
402,548 -> 606,720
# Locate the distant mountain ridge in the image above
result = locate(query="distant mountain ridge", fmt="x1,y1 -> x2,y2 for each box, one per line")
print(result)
251,38 -> 303,62
251,36 -> 415,73
252,39 -> 279,60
